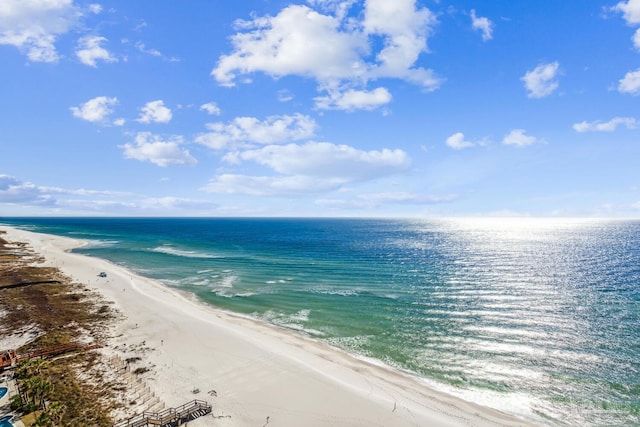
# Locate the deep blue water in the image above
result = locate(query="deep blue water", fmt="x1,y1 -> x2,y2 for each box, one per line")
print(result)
1,217 -> 639,426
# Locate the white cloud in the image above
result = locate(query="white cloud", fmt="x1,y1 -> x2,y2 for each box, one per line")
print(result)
363,192 -> 457,204
634,28 -> 640,50
0,174 -> 125,207
613,0 -> 640,24
202,174 -> 342,196
226,141 -> 411,181
618,68 -> 640,95
316,192 -> 457,209
195,114 -> 317,150
88,3 -> 102,14
0,0 -> 79,62
0,175 -> 53,205
113,118 -> 126,126
70,96 -> 118,123
213,5 -> 368,86
315,87 -> 392,111
613,2 -> 640,56
76,35 -> 117,67
278,90 -> 294,102
470,9 -> 493,41
212,1 -> 441,103
204,140 -> 411,197
121,132 -> 196,166
0,174 -> 219,214
445,132 -> 476,150
137,100 -> 172,123
307,0 -> 358,21
135,41 -> 161,57
521,62 -> 560,98
133,41 -> 178,61
502,129 -> 538,147
573,117 -> 638,132
200,102 -> 221,116
136,196 -> 218,211
362,0 -> 438,85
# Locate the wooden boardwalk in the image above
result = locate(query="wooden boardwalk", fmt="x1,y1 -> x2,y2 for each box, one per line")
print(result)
1,342 -> 101,369
112,399 -> 212,427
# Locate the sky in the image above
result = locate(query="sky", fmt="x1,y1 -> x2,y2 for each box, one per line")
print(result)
1,0 -> 640,218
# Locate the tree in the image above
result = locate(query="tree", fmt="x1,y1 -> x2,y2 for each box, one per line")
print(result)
16,358 -> 47,379
47,402 -> 67,426
35,401 -> 67,427
24,376 -> 52,409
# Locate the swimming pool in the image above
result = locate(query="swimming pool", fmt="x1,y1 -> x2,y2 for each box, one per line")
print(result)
0,415 -> 14,427
0,387 -> 8,399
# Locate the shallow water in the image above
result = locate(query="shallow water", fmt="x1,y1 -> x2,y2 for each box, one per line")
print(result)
2,217 -> 639,426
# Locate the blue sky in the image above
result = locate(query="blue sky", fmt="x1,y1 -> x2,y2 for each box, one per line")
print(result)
1,0 -> 639,217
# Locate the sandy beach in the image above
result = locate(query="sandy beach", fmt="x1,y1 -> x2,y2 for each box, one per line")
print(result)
1,226 -> 537,427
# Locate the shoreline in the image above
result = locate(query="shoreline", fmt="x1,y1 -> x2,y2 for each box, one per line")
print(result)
1,225 -> 538,427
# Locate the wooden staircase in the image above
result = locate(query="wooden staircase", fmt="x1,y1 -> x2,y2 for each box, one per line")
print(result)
112,399 -> 212,427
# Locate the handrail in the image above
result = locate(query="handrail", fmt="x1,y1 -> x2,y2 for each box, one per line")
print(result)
1,343 -> 102,368
112,399 -> 212,427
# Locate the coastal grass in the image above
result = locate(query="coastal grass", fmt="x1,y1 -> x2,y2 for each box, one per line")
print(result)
0,231 -> 120,426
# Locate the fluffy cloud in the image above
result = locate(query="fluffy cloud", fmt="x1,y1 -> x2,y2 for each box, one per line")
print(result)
225,141 -> 410,180
362,0 -> 437,83
307,0 -> 358,20
212,1 -> 440,110
573,117 -> 638,132
0,0 -> 79,62
70,96 -> 118,123
618,68 -> 640,95
613,0 -> 640,24
204,140 -> 411,197
200,102 -> 221,116
613,1 -> 640,73
521,62 -> 560,98
445,132 -> 476,150
470,9 -> 493,41
0,175 -> 53,205
314,87 -> 392,111
195,114 -> 317,150
213,5 -> 368,85
0,174 -> 127,208
76,35 -> 116,67
137,100 -> 172,123
502,129 -> 538,147
0,174 -> 220,215
121,132 -> 197,166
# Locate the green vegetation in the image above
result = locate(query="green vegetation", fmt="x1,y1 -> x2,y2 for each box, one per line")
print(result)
0,232 -> 120,426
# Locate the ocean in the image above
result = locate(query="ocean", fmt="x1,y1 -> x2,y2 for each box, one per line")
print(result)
1,217 -> 639,426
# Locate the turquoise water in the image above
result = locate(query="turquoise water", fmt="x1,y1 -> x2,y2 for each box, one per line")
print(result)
0,387 -> 6,398
1,217 -> 639,426
0,415 -> 13,427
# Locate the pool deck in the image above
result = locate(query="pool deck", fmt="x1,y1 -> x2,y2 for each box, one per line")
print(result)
0,375 -> 25,427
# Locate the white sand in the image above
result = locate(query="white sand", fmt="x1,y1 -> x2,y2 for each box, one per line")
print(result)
1,226 -> 538,427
